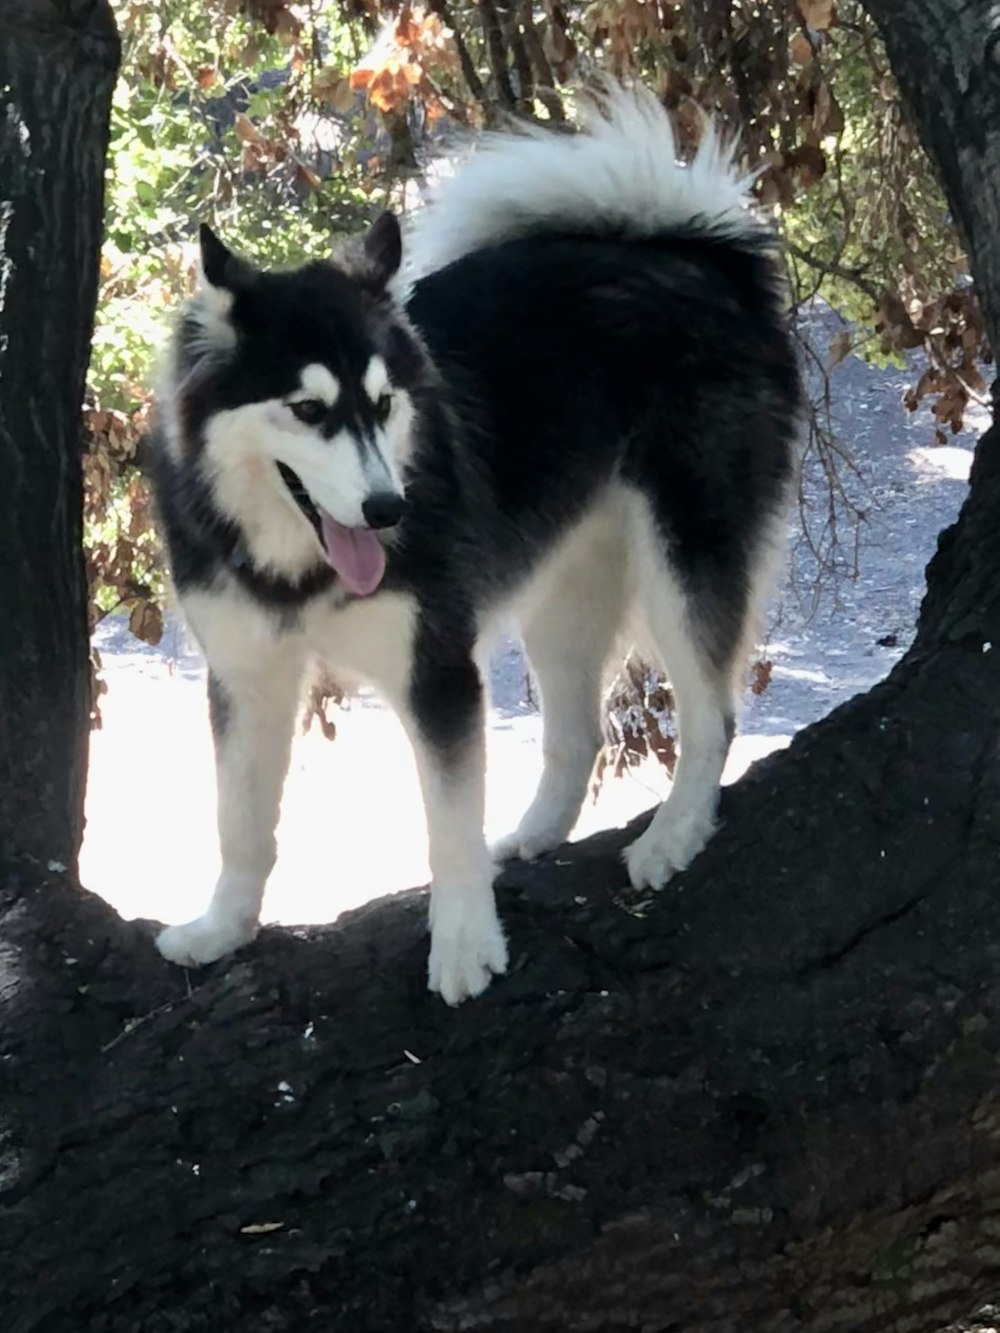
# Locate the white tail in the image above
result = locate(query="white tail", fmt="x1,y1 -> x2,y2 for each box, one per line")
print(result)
403,82 -> 758,280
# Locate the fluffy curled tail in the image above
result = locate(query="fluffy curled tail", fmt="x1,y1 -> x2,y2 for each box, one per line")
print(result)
403,82 -> 760,280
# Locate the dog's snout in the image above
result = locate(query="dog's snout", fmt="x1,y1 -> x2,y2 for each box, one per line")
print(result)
362,492 -> 405,530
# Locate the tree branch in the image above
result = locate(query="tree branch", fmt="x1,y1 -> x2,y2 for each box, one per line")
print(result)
517,0 -> 564,119
786,240 -> 883,306
427,0 -> 487,108
479,0 -> 516,109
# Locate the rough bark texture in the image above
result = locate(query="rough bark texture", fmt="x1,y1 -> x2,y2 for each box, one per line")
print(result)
4,1 -> 1000,1331
863,0 -> 1000,359
0,1 -> 120,871
5,604 -> 1000,1333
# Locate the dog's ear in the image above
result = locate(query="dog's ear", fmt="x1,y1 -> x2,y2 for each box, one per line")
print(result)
190,225 -> 252,351
333,211 -> 402,292
360,211 -> 403,289
200,223 -> 241,291
199,223 -> 233,290
197,223 -> 254,296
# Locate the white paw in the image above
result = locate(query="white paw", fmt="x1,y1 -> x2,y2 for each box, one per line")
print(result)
491,797 -> 576,864
624,808 -> 717,891
156,910 -> 258,967
428,892 -> 508,1005
491,826 -> 562,864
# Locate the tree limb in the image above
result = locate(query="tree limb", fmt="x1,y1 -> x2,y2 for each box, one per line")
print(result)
786,240 -> 883,307
479,0 -> 517,109
427,0 -> 487,108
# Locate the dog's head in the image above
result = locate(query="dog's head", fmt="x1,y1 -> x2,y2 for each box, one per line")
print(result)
165,213 -> 425,596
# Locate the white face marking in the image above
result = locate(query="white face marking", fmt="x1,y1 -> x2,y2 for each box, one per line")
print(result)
363,355 -> 390,404
199,345 -> 413,576
292,363 -> 340,405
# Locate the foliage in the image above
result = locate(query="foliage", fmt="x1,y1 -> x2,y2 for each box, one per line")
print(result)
86,0 -> 991,781
86,0 -> 382,636
595,661 -> 678,795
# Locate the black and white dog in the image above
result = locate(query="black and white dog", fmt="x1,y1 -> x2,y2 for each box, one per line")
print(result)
149,86 -> 801,1004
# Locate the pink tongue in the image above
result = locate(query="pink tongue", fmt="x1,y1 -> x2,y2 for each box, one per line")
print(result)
319,513 -> 386,596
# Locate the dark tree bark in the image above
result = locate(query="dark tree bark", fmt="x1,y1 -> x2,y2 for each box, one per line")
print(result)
4,2 -> 1000,1331
863,0 -> 1000,360
0,1 -> 119,872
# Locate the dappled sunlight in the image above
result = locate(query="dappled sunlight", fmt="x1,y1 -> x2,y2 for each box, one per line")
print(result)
82,660 -> 686,930
908,443 -> 974,484
81,637 -> 793,932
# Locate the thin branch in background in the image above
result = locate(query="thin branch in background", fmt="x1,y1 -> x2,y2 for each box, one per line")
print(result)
517,0 -> 564,120
722,2 -> 754,131
479,0 -> 517,110
787,309 -> 870,615
787,240 -> 882,308
501,0 -> 534,110
427,0 -> 487,107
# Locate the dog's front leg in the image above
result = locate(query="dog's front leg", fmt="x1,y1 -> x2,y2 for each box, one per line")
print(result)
157,647 -> 305,968
406,650 -> 507,1005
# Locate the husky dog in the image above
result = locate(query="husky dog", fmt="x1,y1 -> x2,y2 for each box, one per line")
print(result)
149,86 -> 801,1005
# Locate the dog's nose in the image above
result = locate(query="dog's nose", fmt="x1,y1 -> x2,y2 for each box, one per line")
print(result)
361,492 -> 405,530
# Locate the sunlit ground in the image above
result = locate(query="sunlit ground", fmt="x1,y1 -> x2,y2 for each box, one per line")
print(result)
907,444 -> 975,484
80,648 -> 788,929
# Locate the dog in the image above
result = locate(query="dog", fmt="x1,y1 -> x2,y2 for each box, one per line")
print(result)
148,85 -> 802,1005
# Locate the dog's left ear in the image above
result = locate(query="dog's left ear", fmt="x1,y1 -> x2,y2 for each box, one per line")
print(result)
361,211 -> 403,289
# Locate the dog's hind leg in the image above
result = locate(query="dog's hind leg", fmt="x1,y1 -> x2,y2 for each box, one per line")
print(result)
157,610 -> 305,967
405,626 -> 507,1005
623,497 -> 750,891
493,523 -> 625,863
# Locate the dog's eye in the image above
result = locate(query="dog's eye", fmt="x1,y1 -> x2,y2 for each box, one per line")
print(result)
290,399 -> 326,427
373,393 -> 392,425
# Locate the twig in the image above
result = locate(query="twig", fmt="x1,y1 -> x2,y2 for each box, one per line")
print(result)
517,0 -> 564,119
786,240 -> 882,306
427,0 -> 487,107
479,0 -> 517,109
100,997 -> 185,1055
500,0 -> 533,109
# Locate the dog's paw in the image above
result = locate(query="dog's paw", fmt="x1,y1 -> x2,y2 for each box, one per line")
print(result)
156,910 -> 258,967
491,827 -> 560,865
491,798 -> 575,865
428,893 -> 508,1005
624,809 -> 717,891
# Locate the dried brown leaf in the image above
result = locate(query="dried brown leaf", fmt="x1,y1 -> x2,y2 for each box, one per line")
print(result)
826,328 -> 852,371
751,658 -> 773,697
234,112 -> 267,147
797,0 -> 837,31
129,600 -> 163,647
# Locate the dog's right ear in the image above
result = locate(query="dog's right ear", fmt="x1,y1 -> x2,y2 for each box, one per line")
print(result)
190,225 -> 248,352
198,223 -> 255,300
199,223 -> 234,291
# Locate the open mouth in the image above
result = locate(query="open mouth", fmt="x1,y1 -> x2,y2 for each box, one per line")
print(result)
276,462 -> 386,597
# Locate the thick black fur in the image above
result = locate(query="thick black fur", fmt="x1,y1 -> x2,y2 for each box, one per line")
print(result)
150,222 -> 801,753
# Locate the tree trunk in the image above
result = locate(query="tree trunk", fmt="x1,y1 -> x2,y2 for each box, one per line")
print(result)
5,2 -> 1000,1331
0,1 -> 119,872
863,0 -> 1000,360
